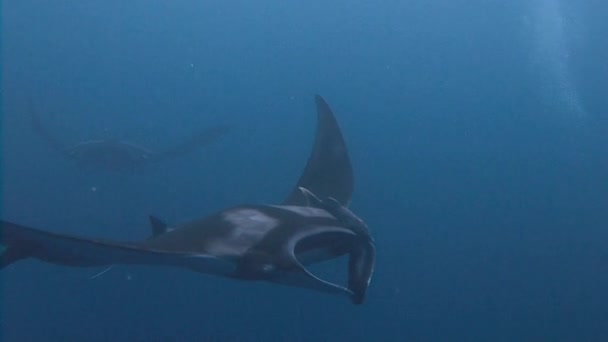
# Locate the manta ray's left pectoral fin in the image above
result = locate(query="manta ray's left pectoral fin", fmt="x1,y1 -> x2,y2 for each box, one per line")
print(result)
148,124 -> 233,163
0,220 -> 225,273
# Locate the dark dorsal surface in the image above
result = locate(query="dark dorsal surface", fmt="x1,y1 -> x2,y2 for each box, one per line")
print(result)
282,95 -> 353,207
66,140 -> 153,169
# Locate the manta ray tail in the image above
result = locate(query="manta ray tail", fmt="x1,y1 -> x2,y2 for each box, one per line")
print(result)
1,221 -> 39,268
0,220 -> 107,269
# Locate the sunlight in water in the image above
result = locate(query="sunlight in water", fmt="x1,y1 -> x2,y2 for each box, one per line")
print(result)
532,0 -> 587,120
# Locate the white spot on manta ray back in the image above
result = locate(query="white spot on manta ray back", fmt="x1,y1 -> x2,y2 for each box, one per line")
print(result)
223,209 -> 279,232
272,205 -> 335,219
216,209 -> 280,255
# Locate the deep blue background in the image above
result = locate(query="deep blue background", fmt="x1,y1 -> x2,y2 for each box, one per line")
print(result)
2,0 -> 608,341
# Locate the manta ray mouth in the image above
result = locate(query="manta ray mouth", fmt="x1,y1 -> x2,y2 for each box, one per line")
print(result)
298,254 -> 350,289
291,229 -> 375,304
291,231 -> 354,295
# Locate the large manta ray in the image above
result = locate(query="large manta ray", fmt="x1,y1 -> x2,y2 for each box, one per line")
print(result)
1,95 -> 376,304
30,108 -> 232,171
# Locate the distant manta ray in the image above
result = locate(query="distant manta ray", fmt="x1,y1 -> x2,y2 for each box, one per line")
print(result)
30,107 -> 232,170
1,95 -> 375,304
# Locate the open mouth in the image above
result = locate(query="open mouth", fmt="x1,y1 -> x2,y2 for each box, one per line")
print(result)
291,230 -> 376,304
287,231 -> 357,297
301,254 -> 350,290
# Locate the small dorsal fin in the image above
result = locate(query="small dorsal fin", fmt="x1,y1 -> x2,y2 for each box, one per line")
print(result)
148,215 -> 170,238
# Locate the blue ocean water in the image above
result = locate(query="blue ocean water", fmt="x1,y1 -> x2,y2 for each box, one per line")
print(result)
2,0 -> 607,341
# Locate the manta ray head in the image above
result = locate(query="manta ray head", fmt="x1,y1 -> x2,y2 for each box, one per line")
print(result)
265,201 -> 375,305
293,224 -> 375,305
296,187 -> 376,304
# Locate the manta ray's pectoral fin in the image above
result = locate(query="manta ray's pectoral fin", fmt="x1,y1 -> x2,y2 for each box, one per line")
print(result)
283,95 -> 353,207
0,220 -> 229,274
148,124 -> 233,163
27,101 -> 72,158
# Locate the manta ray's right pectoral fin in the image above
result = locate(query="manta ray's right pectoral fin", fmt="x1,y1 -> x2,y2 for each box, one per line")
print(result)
27,101 -> 72,158
148,124 -> 233,163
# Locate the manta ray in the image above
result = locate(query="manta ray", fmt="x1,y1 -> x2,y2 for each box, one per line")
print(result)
30,108 -> 232,171
1,95 -> 376,304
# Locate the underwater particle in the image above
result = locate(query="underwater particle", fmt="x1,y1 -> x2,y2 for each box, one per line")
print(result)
126,273 -> 133,281
90,186 -> 97,192
532,0 -> 587,119
89,266 -> 113,279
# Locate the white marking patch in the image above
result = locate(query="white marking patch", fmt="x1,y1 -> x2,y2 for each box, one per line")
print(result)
214,209 -> 280,256
223,209 -> 279,233
272,205 -> 335,219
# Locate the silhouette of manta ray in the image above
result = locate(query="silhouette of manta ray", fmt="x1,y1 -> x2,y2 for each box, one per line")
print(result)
30,107 -> 232,170
2,95 -> 375,304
